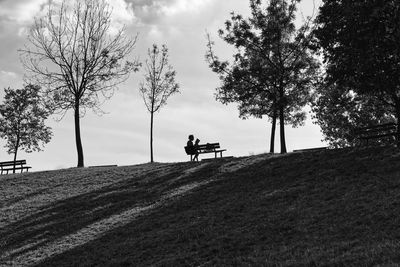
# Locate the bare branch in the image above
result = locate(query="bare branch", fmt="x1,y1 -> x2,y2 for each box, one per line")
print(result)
20,0 -> 140,116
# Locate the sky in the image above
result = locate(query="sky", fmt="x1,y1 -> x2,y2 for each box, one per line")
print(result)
0,0 -> 324,171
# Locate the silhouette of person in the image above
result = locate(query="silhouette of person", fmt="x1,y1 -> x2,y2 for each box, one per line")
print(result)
187,135 -> 200,161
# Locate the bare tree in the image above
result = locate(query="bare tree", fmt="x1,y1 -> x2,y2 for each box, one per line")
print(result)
20,0 -> 140,167
140,44 -> 179,163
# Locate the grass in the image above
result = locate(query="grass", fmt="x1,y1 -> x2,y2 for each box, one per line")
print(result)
1,146 -> 400,266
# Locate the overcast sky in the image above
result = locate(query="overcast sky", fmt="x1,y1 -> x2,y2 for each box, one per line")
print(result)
0,0 -> 323,171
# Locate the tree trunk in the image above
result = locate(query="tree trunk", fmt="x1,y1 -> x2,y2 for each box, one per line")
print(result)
279,104 -> 287,154
74,99 -> 84,167
150,111 -> 154,163
278,86 -> 287,154
13,138 -> 19,174
270,109 -> 277,153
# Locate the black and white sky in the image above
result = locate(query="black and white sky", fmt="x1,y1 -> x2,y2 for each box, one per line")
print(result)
0,0 -> 324,170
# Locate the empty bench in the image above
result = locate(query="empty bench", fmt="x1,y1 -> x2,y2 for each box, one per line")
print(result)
0,160 -> 32,175
354,123 -> 398,145
184,143 -> 227,161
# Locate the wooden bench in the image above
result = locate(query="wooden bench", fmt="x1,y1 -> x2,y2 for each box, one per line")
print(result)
354,123 -> 398,145
293,147 -> 327,153
0,160 -> 32,175
89,165 -> 118,168
184,143 -> 227,161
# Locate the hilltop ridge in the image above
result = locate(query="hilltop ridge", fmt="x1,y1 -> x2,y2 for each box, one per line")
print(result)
1,146 -> 400,266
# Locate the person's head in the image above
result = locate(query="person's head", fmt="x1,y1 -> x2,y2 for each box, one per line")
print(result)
195,138 -> 200,144
188,134 -> 194,141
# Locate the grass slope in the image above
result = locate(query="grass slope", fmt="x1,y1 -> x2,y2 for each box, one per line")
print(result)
1,146 -> 400,266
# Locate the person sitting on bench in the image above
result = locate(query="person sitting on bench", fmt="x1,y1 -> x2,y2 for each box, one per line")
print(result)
187,135 -> 200,161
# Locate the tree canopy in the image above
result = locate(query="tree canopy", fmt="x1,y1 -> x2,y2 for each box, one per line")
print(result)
206,0 -> 319,153
312,83 -> 395,147
0,85 -> 52,171
313,0 -> 400,144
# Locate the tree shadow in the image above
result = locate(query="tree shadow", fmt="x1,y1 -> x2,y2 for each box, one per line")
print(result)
0,161 -> 223,265
32,160 -> 272,266
6,149 -> 394,266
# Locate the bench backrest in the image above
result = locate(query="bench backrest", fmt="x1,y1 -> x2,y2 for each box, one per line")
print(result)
355,123 -> 397,135
197,143 -> 220,150
184,143 -> 221,155
356,123 -> 397,132
0,160 -> 27,167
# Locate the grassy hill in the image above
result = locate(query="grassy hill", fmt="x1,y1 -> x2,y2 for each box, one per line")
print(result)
1,146 -> 400,266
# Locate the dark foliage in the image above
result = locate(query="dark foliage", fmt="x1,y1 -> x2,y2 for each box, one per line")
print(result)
312,83 -> 395,147
313,0 -> 400,145
0,85 -> 52,170
206,0 -> 319,153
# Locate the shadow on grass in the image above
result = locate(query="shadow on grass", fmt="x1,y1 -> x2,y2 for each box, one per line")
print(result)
0,161 -> 223,265
2,147 -> 400,266
33,147 -> 400,266
0,189 -> 48,209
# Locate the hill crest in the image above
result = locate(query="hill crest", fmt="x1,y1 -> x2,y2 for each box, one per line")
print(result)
1,146 -> 400,266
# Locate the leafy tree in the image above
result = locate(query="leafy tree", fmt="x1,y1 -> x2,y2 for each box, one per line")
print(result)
206,0 -> 319,153
312,83 -> 394,147
313,0 -> 400,145
0,85 -> 52,173
20,0 -> 140,167
207,35 -> 279,153
139,44 -> 179,163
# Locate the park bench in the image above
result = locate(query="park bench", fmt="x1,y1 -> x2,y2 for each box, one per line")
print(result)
0,160 -> 32,175
184,142 -> 227,161
354,122 -> 398,145
89,165 -> 118,168
293,147 -> 327,153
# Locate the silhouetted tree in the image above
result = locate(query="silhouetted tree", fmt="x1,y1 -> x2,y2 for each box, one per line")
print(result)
206,0 -> 319,153
140,44 -> 179,163
0,85 -> 52,173
312,82 -> 394,147
313,0 -> 400,145
20,0 -> 140,167
207,34 -> 279,153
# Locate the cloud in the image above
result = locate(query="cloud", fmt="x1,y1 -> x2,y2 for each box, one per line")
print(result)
0,70 -> 17,78
129,0 -> 214,26
160,0 -> 212,16
0,0 -> 137,35
0,0 -> 47,24
107,0 -> 138,31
